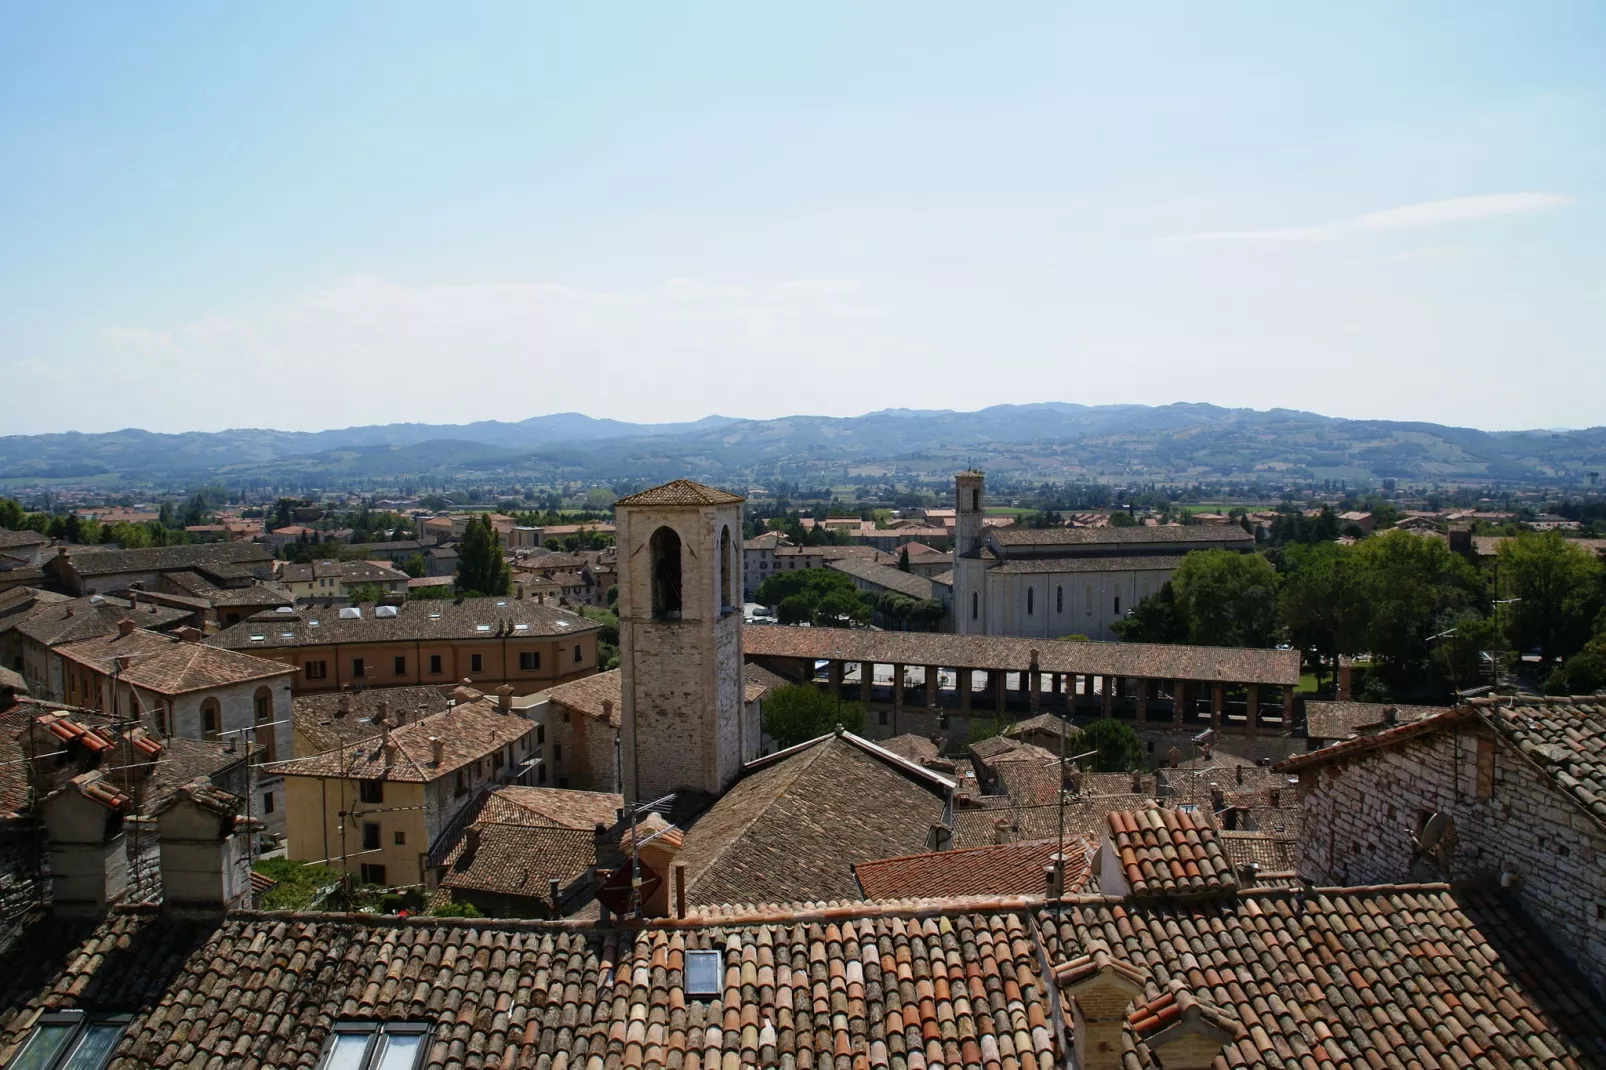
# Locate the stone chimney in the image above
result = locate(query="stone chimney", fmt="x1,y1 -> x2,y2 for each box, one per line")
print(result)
1125,979 -> 1245,1070
383,741 -> 398,768
1269,787 -> 1281,807
619,813 -> 684,918
41,771 -> 131,917
430,736 -> 445,766
175,626 -> 202,643
1235,764 -> 1244,786
601,698 -> 613,725
496,684 -> 514,712
465,826 -> 482,855
127,590 -> 138,611
1208,784 -> 1225,813
376,699 -> 389,725
337,692 -> 352,717
154,779 -> 252,912
1053,945 -> 1148,1070
993,818 -> 1016,845
1130,769 -> 1143,793
116,617 -> 135,636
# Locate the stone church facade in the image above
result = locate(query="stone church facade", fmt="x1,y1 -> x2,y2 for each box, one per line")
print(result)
614,479 -> 748,806
949,471 -> 1255,641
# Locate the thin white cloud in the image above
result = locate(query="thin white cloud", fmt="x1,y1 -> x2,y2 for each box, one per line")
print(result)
1354,192 -> 1571,229
1173,192 -> 1570,243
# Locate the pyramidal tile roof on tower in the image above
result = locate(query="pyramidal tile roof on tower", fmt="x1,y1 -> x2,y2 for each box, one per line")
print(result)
613,479 -> 745,507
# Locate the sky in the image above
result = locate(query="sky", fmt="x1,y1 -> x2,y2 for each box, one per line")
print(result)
2,2 -> 1603,436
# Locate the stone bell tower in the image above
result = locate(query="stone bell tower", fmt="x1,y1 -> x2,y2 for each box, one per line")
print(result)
614,479 -> 746,806
952,470 -> 988,635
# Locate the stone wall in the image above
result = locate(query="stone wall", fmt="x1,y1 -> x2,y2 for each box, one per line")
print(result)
1294,721 -> 1606,994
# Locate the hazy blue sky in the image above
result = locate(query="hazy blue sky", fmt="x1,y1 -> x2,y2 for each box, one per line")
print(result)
2,3 -> 1602,435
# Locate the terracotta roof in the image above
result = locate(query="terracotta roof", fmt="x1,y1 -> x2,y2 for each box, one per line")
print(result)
52,770 -> 129,812
0,530 -> 49,549
207,596 -> 599,650
476,785 -> 623,830
0,701 -> 108,817
1485,697 -> 1606,826
544,668 -> 621,725
613,479 -> 744,507
439,823 -> 595,899
0,902 -> 1062,1070
1278,705 -> 1476,773
954,793 -> 1155,848
1303,699 -> 1443,739
53,626 -> 180,674
1247,805 -> 1302,837
1107,805 -> 1238,899
877,734 -> 939,764
1039,885 -> 1606,1068
988,553 -> 1187,575
119,643 -> 295,695
58,542 -> 271,577
827,557 -> 936,600
676,732 -> 952,907
1126,979 -> 1244,1049
853,837 -> 1087,899
743,626 -> 1301,686
14,597 -> 188,647
741,663 -> 789,704
1217,830 -> 1298,872
265,698 -> 536,783
292,685 -> 455,755
988,525 -> 1253,548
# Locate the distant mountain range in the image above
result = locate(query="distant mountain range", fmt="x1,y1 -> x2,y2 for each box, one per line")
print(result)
3,405 -> 1603,488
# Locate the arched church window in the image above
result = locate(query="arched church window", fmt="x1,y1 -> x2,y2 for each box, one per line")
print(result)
1056,586 -> 1063,613
650,526 -> 683,619
1114,595 -> 1122,615
719,525 -> 734,610
971,592 -> 978,620
1026,588 -> 1034,615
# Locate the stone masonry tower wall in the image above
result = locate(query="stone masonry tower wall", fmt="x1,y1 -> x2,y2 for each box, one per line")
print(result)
615,480 -> 746,806
952,471 -> 987,635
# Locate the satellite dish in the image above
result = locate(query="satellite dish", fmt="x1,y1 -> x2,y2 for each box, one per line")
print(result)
1417,813 -> 1452,852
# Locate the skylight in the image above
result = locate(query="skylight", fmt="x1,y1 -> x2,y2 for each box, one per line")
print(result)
317,1023 -> 430,1070
513,622 -> 528,631
475,624 -> 491,632
684,950 -> 722,998
249,634 -> 265,643
8,1010 -> 129,1070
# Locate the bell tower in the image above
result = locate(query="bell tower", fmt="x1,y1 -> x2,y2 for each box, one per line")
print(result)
614,479 -> 746,805
952,470 -> 988,635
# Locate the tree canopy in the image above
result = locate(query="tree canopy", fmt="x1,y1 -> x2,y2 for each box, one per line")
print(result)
456,514 -> 512,597
761,684 -> 865,748
1071,718 -> 1145,772
1497,531 -> 1605,665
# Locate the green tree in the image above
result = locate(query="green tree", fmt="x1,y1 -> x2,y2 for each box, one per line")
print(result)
776,594 -> 813,625
429,900 -> 485,918
1071,718 -> 1144,772
761,684 -> 865,748
0,498 -> 24,529
1108,511 -> 1136,528
1111,582 -> 1187,644
398,553 -> 428,579
1497,531 -> 1605,665
897,548 -> 911,572
1278,542 -> 1370,690
814,589 -> 869,627
1169,549 -> 1281,647
456,514 -> 512,597
347,583 -> 387,604
968,717 -> 1008,745
1353,531 -> 1484,684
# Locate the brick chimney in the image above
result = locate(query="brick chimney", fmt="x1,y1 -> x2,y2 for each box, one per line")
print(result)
601,698 -> 613,725
175,626 -> 202,642
496,684 -> 514,712
117,618 -> 136,637
1126,979 -> 1245,1070
337,692 -> 352,717
41,771 -> 131,917
619,813 -> 684,918
154,779 -> 252,912
1235,764 -> 1244,786
1053,945 -> 1148,1070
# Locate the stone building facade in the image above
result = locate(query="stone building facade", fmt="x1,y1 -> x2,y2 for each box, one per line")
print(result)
1280,697 -> 1606,995
615,480 -> 746,806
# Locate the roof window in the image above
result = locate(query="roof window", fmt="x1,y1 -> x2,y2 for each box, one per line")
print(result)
428,611 -> 442,619
375,605 -> 399,619
8,1010 -> 130,1070
317,1023 -> 430,1070
685,949 -> 722,998
513,622 -> 529,631
280,631 -> 294,639
339,607 -> 362,620
249,634 -> 265,643
308,619 -> 320,627
475,624 -> 491,632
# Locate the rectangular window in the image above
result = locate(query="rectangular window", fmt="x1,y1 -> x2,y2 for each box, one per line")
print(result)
553,744 -> 563,762
8,1012 -> 129,1070
1476,737 -> 1496,800
428,654 -> 442,675
394,830 -> 405,846
359,863 -> 388,886
538,764 -> 547,785
359,780 -> 383,804
393,656 -> 407,676
519,651 -> 540,671
263,792 -> 275,814
470,653 -> 483,673
362,823 -> 381,851
685,949 -> 723,998
537,725 -> 545,744
574,644 -> 582,664
351,658 -> 366,678
306,660 -> 327,680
